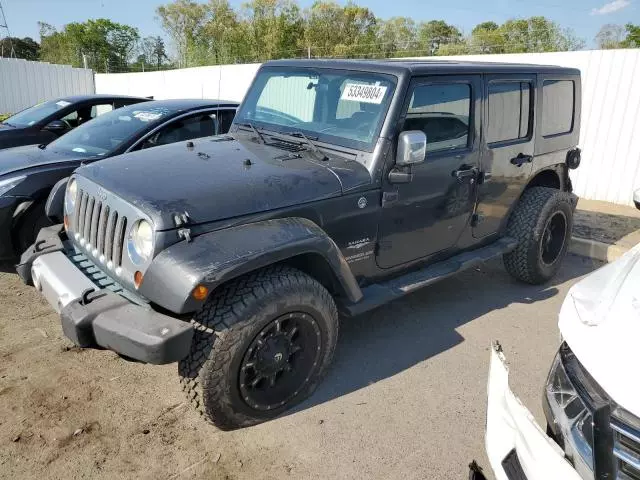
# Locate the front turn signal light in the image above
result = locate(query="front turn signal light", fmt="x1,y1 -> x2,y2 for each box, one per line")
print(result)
192,285 -> 208,301
63,215 -> 69,231
134,271 -> 144,289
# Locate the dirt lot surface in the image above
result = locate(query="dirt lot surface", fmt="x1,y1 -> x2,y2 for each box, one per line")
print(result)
574,198 -> 640,248
0,255 -> 601,480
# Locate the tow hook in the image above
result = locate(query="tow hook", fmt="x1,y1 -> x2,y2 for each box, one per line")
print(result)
80,288 -> 107,306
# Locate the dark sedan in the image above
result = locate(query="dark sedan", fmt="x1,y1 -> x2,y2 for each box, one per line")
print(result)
0,98 -> 238,261
0,94 -> 150,150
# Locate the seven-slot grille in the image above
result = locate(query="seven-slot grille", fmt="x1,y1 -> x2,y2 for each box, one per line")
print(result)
73,189 -> 128,267
612,417 -> 640,479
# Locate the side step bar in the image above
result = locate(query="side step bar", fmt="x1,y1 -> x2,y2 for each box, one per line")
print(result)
339,237 -> 517,317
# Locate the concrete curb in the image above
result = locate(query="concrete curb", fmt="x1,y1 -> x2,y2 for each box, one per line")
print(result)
569,237 -> 629,262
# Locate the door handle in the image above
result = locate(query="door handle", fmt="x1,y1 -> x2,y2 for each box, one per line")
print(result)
510,153 -> 533,167
452,166 -> 479,183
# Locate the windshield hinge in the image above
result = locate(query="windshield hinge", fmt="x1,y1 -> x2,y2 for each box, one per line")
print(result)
178,228 -> 192,242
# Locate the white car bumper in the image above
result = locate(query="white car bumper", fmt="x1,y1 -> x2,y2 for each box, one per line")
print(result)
485,343 -> 582,480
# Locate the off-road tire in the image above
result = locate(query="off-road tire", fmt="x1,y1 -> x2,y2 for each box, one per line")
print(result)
503,187 -> 574,284
15,201 -> 50,255
179,265 -> 339,430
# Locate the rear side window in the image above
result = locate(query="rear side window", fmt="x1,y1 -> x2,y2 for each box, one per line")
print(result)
403,83 -> 471,153
542,80 -> 574,136
487,82 -> 532,143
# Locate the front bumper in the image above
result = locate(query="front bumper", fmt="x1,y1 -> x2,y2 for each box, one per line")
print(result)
19,226 -> 193,365
485,343 -> 582,480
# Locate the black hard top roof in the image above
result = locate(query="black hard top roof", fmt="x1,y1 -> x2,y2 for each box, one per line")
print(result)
264,58 -> 580,76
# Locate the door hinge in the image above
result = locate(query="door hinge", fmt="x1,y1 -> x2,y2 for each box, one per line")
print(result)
478,171 -> 492,185
382,191 -> 398,208
471,213 -> 485,227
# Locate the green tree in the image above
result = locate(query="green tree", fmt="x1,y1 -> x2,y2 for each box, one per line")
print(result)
303,1 -> 377,58
499,17 -> 583,53
38,22 -> 76,66
622,23 -> 640,47
157,0 -> 207,67
596,24 -> 625,49
135,35 -> 169,70
469,21 -> 505,53
201,0 -> 252,64
241,0 -> 304,61
0,37 -> 40,60
376,17 -> 418,58
418,20 -> 463,55
39,19 -> 140,72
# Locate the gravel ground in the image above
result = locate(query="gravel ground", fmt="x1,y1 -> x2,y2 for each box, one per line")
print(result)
0,254 -> 601,480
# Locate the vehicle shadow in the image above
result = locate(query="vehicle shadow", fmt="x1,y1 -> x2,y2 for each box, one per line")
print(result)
292,254 -> 601,414
0,261 -> 17,274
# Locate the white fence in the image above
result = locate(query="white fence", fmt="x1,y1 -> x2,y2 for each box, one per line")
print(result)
0,58 -> 94,114
95,49 -> 640,207
95,63 -> 260,104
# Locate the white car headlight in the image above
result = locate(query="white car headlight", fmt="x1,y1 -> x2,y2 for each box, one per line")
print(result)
0,175 -> 26,197
65,178 -> 77,213
128,219 -> 154,263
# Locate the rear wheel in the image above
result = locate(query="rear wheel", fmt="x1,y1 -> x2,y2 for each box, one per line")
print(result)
179,265 -> 339,430
503,187 -> 574,284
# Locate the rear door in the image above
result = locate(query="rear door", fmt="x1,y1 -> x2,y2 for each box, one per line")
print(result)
376,75 -> 482,269
473,74 -> 536,238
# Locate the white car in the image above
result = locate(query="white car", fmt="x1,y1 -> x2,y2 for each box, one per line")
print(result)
485,190 -> 640,480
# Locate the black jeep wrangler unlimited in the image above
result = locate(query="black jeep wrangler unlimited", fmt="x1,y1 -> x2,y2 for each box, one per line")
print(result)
18,60 -> 581,430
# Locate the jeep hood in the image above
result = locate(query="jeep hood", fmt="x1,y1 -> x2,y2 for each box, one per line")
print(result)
559,242 -> 640,415
0,144 -> 86,177
77,135 -> 371,230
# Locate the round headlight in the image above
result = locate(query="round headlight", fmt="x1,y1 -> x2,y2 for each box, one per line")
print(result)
128,219 -> 154,263
65,178 -> 77,212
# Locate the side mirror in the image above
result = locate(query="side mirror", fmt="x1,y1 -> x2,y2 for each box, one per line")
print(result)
396,131 -> 427,166
44,120 -> 69,134
634,188 -> 640,211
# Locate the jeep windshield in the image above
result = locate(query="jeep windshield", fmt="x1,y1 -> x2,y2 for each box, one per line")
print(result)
45,104 -> 173,157
235,67 -> 396,151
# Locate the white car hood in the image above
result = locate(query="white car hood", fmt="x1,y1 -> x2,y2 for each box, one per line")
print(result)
560,242 -> 640,414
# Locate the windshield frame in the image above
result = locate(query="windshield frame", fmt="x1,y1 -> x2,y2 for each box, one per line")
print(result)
234,66 -> 398,153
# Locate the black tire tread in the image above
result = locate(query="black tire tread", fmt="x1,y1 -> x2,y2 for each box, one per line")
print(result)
178,264 -> 338,430
503,187 -> 574,284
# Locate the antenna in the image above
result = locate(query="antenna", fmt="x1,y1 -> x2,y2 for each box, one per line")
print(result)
0,0 -> 16,58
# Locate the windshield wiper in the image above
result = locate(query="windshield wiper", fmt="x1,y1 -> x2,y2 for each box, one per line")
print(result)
236,122 -> 265,144
288,131 -> 328,161
1,121 -> 16,128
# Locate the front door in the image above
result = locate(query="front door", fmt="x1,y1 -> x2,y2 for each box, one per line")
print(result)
473,74 -> 536,238
376,75 -> 482,269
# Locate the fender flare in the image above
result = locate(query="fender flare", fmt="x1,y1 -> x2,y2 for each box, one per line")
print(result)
45,177 -> 69,223
139,217 -> 363,314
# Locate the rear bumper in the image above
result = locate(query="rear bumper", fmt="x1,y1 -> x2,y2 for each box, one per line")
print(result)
21,226 -> 193,364
485,343 -> 582,480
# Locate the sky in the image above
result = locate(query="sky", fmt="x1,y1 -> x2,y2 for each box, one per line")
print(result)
2,0 -> 639,50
